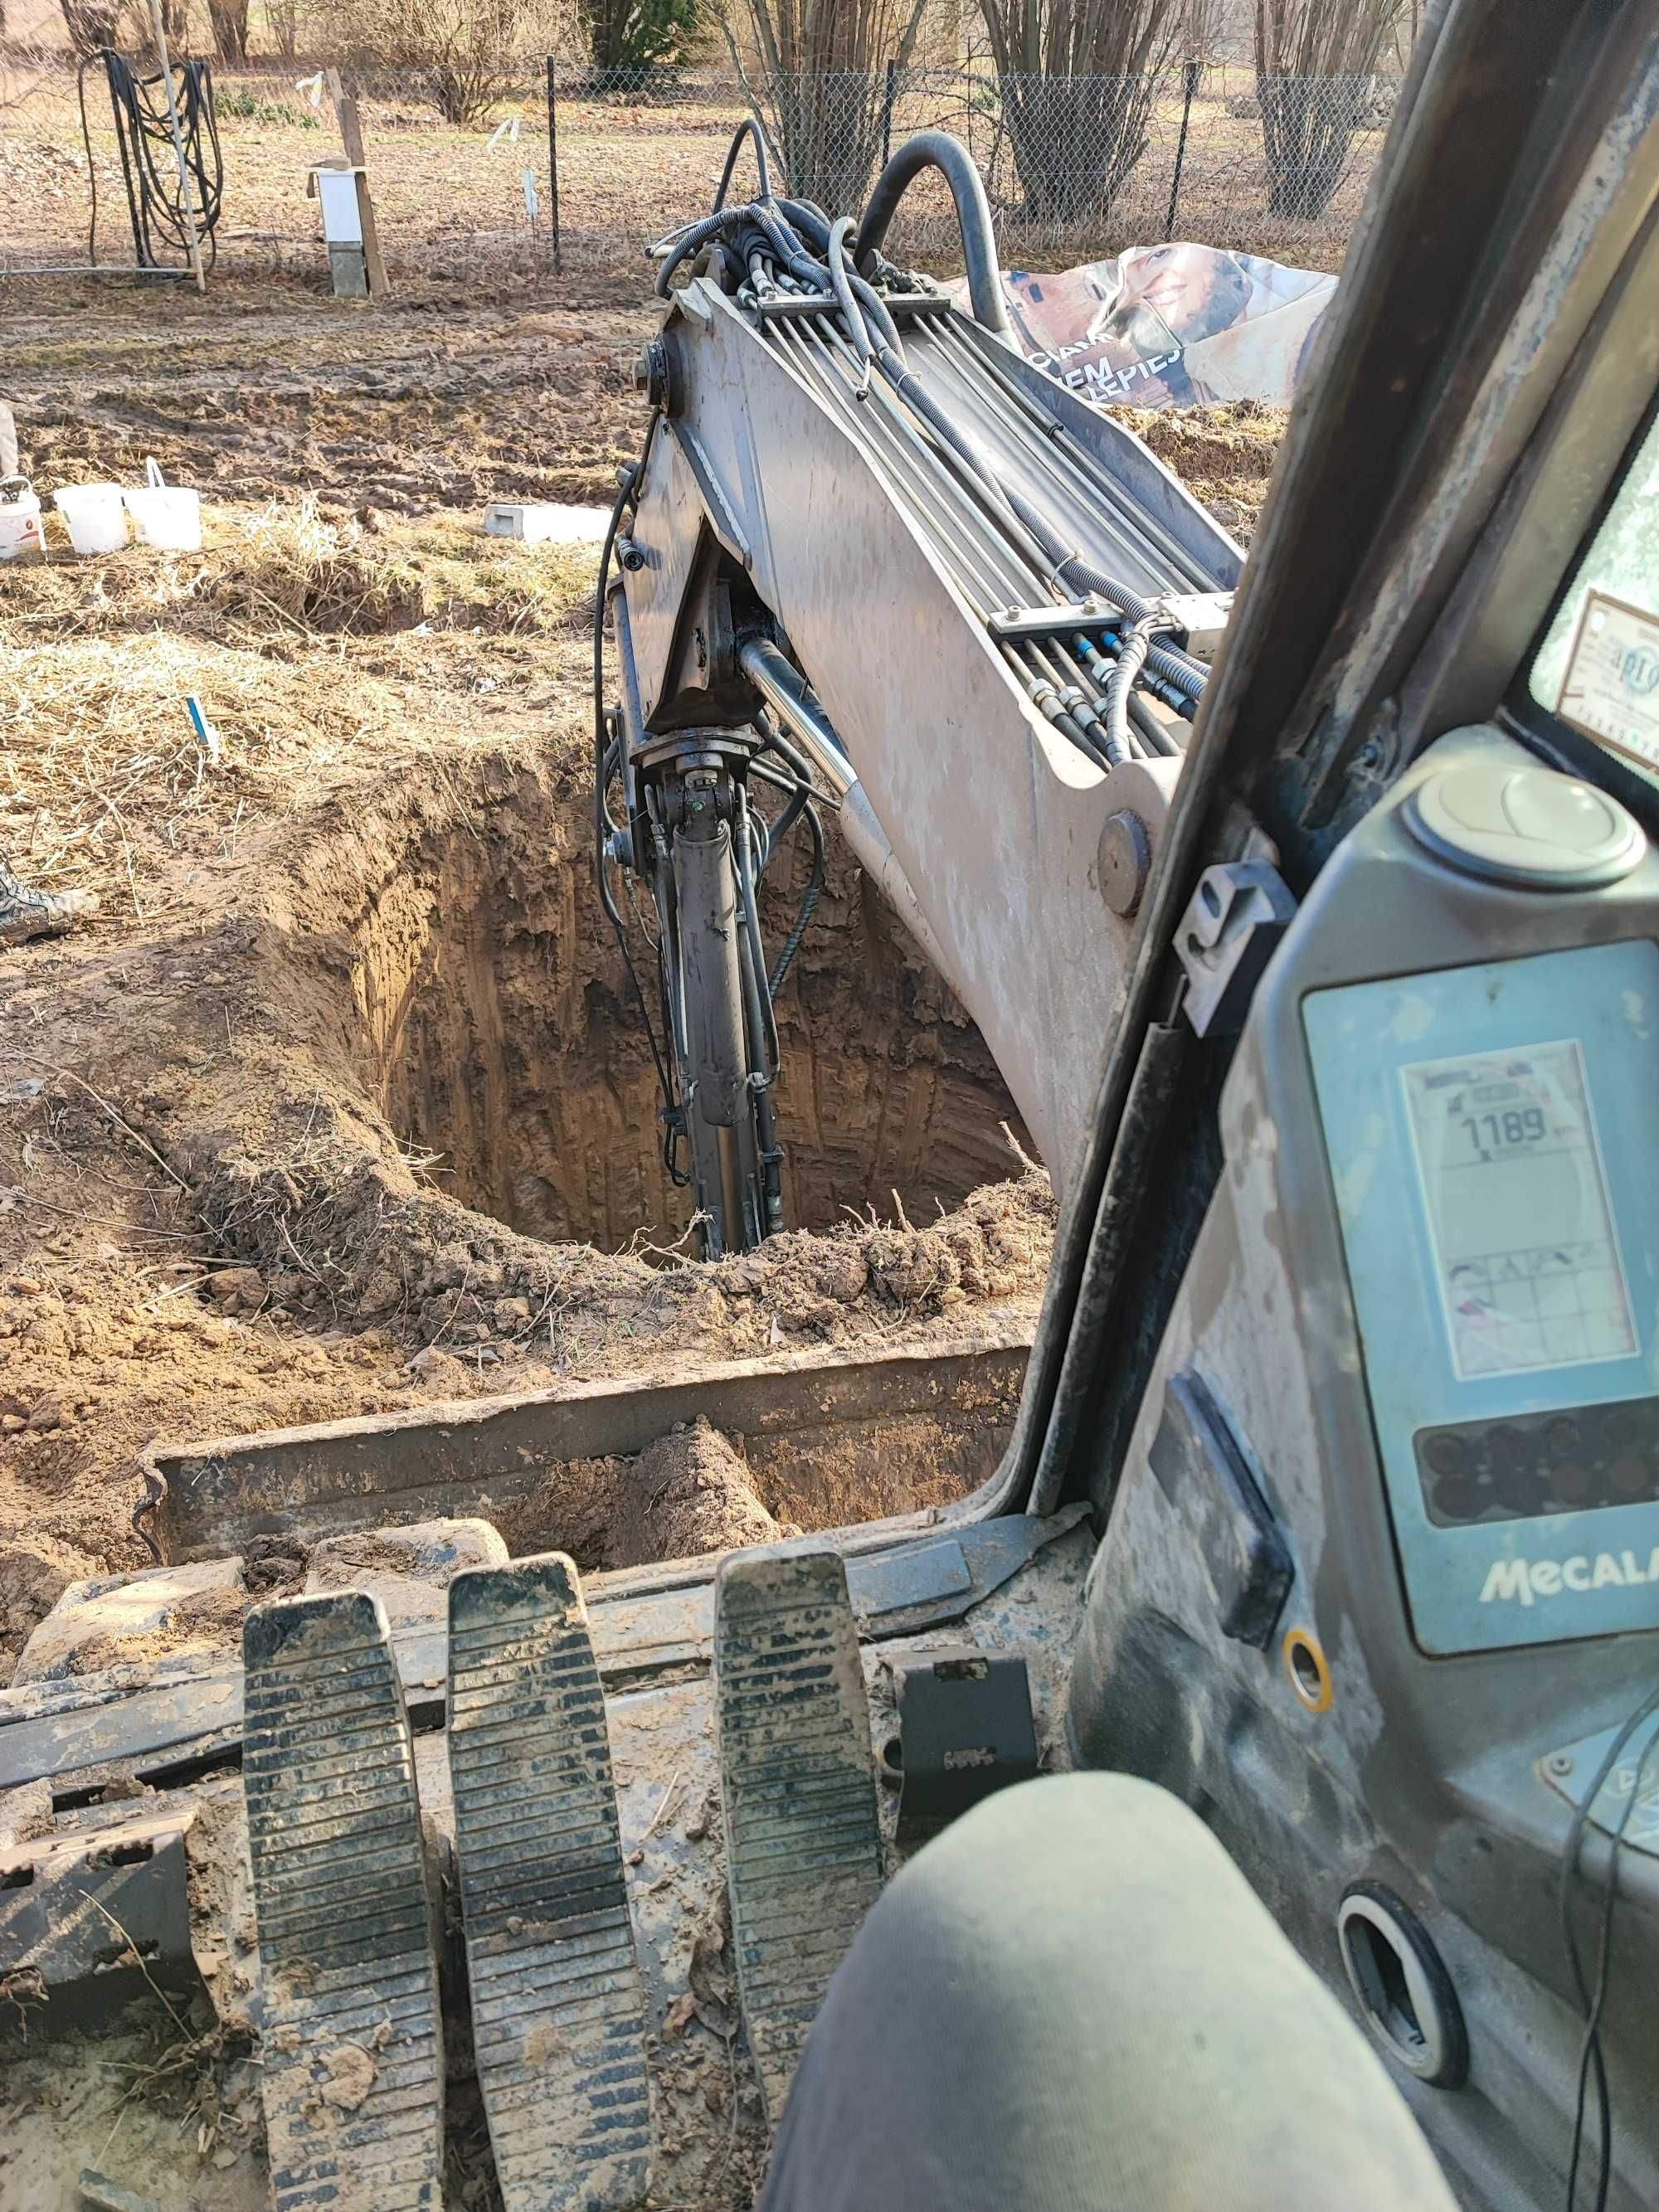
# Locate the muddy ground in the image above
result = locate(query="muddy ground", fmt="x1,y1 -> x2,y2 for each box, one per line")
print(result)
0,278 -> 1285,1685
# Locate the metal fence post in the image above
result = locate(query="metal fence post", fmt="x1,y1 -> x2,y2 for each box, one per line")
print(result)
881,58 -> 898,173
546,55 -> 562,274
1165,58 -> 1200,242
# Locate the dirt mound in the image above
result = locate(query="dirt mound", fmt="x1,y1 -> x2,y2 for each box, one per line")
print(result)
1107,399 -> 1288,540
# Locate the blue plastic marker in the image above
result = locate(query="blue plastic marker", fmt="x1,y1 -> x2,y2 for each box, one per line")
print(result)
185,694 -> 221,762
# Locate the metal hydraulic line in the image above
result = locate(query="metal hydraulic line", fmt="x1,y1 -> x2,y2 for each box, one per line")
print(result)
766,321 -> 1015,616
775,316 -> 1045,618
793,303 -> 1072,602
920,314 -> 1214,593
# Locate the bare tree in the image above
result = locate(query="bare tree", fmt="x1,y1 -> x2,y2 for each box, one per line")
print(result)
58,0 -> 122,52
1183,0 -> 1227,61
336,0 -> 561,124
973,0 -> 1181,229
719,0 -> 931,213
585,0 -> 702,75
1254,0 -> 1407,219
208,0 -> 250,58
263,0 -> 299,56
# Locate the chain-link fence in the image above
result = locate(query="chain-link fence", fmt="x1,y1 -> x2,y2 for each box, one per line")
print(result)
0,41 -> 1394,286
1,46 -> 562,280
573,61 -> 1394,266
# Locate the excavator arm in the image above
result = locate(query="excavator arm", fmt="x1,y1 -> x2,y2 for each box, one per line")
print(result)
600,141 -> 1239,1246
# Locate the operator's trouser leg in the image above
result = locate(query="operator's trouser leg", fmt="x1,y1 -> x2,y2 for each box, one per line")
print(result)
758,1771 -> 1457,2212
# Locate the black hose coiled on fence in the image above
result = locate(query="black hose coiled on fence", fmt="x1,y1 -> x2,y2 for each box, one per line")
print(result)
95,47 -> 223,272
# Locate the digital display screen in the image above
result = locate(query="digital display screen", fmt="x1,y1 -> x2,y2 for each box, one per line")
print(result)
1401,1039 -> 1636,1380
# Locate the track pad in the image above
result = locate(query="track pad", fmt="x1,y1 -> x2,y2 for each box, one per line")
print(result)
714,1548 -> 884,2122
243,1591 -> 444,2212
448,1553 -> 653,2210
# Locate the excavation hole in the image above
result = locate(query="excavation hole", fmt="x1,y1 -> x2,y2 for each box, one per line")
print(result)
353,768 -> 1032,1254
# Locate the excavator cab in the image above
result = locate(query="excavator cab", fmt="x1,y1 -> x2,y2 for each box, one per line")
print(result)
6,3 -> 1659,2207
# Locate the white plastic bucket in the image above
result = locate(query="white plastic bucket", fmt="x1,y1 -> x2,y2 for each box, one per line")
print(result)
54,481 -> 129,555
124,458 -> 201,552
0,479 -> 44,560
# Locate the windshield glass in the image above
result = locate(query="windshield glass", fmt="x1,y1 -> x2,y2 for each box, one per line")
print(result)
1530,410 -> 1659,775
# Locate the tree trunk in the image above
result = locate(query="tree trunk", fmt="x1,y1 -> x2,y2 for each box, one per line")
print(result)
266,0 -> 299,58
1001,70 -> 1156,229
207,0 -> 251,61
58,0 -> 121,55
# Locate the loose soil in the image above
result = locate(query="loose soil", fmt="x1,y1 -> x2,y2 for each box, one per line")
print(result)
0,281 -> 1286,1682
1107,399 -> 1289,542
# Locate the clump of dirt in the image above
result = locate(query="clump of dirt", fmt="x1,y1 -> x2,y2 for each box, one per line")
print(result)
0,1528 -> 97,1672
1108,399 -> 1288,540
504,1420 -> 786,1574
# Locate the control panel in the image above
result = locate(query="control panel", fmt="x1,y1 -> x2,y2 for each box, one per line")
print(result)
1304,938 -> 1659,1654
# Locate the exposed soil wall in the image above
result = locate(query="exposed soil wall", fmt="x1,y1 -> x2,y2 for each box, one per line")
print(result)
327,757 -> 1026,1248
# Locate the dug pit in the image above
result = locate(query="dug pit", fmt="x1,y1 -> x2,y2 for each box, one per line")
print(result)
331,756 -> 1029,1253
0,730 -> 1056,1667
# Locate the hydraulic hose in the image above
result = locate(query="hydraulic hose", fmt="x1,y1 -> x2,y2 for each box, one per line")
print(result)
769,800 -> 825,997
713,114 -> 774,210
855,131 -> 1013,343
655,209 -> 736,297
1059,550 -> 1209,697
1104,617 -> 1158,759
593,462 -> 682,1162
828,216 -> 874,386
776,195 -> 834,251
736,800 -> 781,1083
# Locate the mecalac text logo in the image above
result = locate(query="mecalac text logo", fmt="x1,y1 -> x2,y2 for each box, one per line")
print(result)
1480,1551 -> 1659,1604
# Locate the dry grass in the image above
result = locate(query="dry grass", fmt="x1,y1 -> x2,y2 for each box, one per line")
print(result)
206,497 -> 429,634
0,509 -> 598,924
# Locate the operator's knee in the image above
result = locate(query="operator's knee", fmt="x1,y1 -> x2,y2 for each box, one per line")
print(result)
762,1772 -> 1457,2212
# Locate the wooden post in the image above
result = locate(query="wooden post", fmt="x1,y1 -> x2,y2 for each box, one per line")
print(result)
326,66 -> 390,298
146,0 -> 205,292
545,56 -> 562,275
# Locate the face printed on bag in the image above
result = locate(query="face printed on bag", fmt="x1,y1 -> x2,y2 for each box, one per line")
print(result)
1088,246 -> 1252,353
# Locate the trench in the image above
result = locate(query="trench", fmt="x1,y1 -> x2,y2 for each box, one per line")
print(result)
349,762 -> 1029,1253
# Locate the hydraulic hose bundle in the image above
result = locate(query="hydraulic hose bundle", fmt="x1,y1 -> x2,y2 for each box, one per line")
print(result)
80,47 -> 224,273
648,121 -> 1209,777
593,451 -> 834,1235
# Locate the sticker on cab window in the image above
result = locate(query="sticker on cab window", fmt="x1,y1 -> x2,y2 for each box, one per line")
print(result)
1558,588 -> 1659,771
